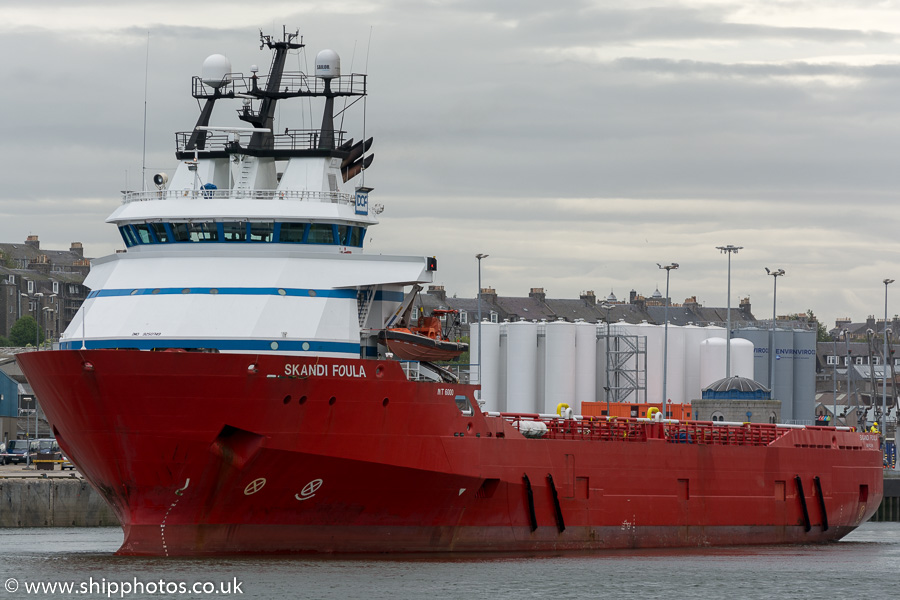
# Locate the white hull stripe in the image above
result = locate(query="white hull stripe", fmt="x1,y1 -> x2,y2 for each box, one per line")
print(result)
58,339 -> 361,353
87,287 -> 358,299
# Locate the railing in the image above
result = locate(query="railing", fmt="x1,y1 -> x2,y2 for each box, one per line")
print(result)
175,129 -> 348,153
191,73 -> 367,99
121,189 -> 354,205
490,413 -> 798,447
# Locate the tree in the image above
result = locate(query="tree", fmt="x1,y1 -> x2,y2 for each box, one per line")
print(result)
9,316 -> 43,347
0,336 -> 11,347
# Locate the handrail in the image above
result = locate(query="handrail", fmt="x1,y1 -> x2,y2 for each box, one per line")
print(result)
489,413 -> 805,447
121,189 -> 354,205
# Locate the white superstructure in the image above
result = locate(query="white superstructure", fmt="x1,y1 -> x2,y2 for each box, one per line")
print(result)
61,29 -> 435,358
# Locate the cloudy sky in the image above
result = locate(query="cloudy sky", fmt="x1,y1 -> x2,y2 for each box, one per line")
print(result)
3,1 -> 900,329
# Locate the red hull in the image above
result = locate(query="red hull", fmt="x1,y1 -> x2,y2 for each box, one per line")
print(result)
18,350 -> 883,556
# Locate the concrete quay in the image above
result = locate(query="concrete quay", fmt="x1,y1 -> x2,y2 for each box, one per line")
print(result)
0,463 -> 118,527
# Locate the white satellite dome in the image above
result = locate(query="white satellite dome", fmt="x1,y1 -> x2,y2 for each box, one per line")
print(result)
201,54 -> 232,89
315,49 -> 340,79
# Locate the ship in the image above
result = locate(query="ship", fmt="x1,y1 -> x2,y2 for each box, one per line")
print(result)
17,28 -> 883,556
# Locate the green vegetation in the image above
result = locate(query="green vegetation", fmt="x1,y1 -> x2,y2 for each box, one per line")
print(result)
9,316 -> 43,347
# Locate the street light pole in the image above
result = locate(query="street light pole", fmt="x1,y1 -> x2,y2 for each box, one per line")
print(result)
884,279 -> 894,432
657,263 -> 678,417
716,245 -> 743,378
766,268 -> 785,397
600,302 -> 613,416
475,254 -> 489,386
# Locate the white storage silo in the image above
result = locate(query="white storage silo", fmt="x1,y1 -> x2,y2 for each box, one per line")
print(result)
700,337 -> 727,389
506,321 -> 539,413
637,322 -> 665,406
536,322 -> 546,411
731,337 -> 755,378
682,325 -> 712,402
574,321 -> 597,411
663,325 -> 686,405
473,321 -> 501,411
543,320 -> 576,413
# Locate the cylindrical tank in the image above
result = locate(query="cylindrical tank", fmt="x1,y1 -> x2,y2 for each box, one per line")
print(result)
574,322 -> 597,411
473,321 -> 501,411
506,321 -> 538,413
773,329 -> 795,421
792,329 -> 817,422
543,321 -> 576,413
731,337 -> 754,378
663,325 -> 685,405
637,322 -> 664,406
735,327 -> 771,392
700,337 -> 727,389
682,325 -> 717,402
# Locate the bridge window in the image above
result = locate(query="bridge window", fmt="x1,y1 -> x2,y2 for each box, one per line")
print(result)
116,221 -> 365,248
133,223 -> 154,244
249,222 -> 274,242
150,223 -> 170,243
222,222 -> 247,241
279,223 -> 307,243
308,224 -> 335,244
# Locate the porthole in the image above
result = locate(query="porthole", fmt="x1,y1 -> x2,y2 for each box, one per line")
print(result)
283,395 -> 291,405
151,288 -> 161,295
328,396 -> 336,406
308,290 -> 317,297
298,395 -> 307,405
301,342 -> 310,351
130,289 -> 138,296
270,341 -> 279,350
182,288 -> 191,294
278,288 -> 287,296
382,398 -> 390,407
210,288 -> 219,295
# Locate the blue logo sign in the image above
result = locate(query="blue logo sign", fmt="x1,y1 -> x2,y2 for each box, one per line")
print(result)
355,190 -> 369,215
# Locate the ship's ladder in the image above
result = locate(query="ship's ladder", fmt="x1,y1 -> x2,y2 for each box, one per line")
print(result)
357,286 -> 376,328
236,156 -> 255,189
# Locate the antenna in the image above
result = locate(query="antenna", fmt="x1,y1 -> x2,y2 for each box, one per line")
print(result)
362,26 -> 373,187
141,31 -> 150,192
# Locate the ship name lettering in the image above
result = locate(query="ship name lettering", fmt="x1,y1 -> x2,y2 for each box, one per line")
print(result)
284,363 -> 366,378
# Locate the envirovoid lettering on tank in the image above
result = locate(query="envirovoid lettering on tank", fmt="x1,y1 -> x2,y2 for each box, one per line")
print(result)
284,363 -> 366,377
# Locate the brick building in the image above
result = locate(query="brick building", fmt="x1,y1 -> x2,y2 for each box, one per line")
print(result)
0,236 -> 90,344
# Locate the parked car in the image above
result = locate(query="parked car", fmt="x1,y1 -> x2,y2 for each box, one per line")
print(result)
60,455 -> 75,470
32,439 -> 61,470
3,439 -> 31,465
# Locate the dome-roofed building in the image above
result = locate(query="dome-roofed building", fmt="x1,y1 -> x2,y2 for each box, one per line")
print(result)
702,376 -> 771,400
693,376 -> 781,424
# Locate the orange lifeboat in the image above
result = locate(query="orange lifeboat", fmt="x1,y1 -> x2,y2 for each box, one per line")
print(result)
379,309 -> 468,361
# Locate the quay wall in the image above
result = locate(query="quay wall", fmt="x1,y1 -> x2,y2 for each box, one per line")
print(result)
0,478 -> 118,527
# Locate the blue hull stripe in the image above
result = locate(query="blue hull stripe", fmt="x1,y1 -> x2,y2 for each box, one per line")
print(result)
87,287 -> 358,299
58,339 -> 360,353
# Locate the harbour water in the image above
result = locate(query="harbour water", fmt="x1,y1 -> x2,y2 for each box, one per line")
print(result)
3,522 -> 899,599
